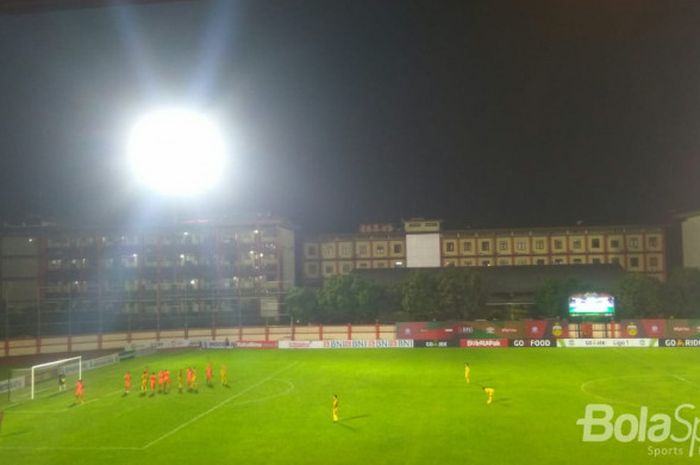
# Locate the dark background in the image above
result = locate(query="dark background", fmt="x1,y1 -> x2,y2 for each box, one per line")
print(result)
1,0 -> 699,233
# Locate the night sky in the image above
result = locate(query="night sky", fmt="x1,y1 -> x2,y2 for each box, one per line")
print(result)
1,0 -> 700,233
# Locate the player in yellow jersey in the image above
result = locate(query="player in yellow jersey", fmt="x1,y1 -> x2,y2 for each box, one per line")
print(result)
140,369 -> 148,395
464,363 -> 471,384
332,394 -> 339,423
220,364 -> 229,387
483,386 -> 495,405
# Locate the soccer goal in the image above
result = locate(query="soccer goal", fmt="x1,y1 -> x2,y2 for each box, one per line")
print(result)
9,356 -> 82,402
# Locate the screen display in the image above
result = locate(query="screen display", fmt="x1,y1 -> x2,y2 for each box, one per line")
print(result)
568,293 -> 615,315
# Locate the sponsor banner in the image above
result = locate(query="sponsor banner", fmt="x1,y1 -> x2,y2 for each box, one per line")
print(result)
396,322 -> 459,340
508,339 -> 557,348
322,339 -> 414,349
659,338 -> 700,347
0,377 -> 25,394
526,320 -> 569,339
277,341 -> 324,349
233,341 -> 279,349
557,338 -> 659,348
83,353 -> 120,371
459,338 -> 509,348
200,340 -> 234,349
458,321 -> 526,339
413,340 -> 459,348
620,319 -> 666,338
278,339 -> 414,349
666,319 -> 700,339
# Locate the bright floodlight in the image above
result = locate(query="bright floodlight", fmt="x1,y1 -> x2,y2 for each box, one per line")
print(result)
127,108 -> 227,197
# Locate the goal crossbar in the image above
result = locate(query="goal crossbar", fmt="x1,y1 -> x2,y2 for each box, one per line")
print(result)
31,356 -> 82,400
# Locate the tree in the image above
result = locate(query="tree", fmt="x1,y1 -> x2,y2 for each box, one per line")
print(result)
436,268 -> 485,319
317,274 -> 382,323
662,268 -> 700,318
615,272 -> 663,318
284,287 -> 319,324
532,278 -> 582,319
401,270 -> 440,320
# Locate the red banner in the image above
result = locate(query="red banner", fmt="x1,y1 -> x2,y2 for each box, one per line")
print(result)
459,338 -> 508,348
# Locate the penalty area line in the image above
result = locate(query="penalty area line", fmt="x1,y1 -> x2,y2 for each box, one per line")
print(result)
141,362 -> 300,450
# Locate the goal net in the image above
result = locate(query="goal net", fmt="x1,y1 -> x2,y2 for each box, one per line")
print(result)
9,356 -> 82,402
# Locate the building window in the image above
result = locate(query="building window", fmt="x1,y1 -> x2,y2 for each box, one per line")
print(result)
498,259 -> 510,266
554,258 -> 564,264
481,259 -> 491,266
591,238 -> 601,249
554,239 -> 563,250
536,259 -> 545,265
610,240 -> 620,249
358,262 -> 369,269
572,240 -> 582,249
516,241 -> 526,251
324,264 -> 334,274
572,258 -> 583,264
463,242 -> 472,252
341,263 -> 352,273
339,244 -> 353,257
480,241 -> 490,252
393,244 -> 403,254
305,245 -> 318,257
592,258 -> 601,264
630,257 -> 640,268
611,257 -> 621,265
358,245 -> 368,256
649,257 -> 659,268
306,263 -> 318,275
535,240 -> 545,250
649,237 -> 659,248
629,238 -> 639,248
446,241 -> 455,252
498,240 -> 508,251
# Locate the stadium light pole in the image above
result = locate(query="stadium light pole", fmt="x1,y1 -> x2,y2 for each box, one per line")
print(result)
127,107 -> 228,335
127,107 -> 227,199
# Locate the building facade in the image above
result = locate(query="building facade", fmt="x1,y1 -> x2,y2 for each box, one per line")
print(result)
0,216 -> 295,335
302,219 -> 667,285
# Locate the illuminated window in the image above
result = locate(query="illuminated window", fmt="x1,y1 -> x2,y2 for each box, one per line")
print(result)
516,241 -> 526,251
498,240 -> 508,251
591,238 -> 601,248
535,240 -> 545,250
463,241 -> 472,252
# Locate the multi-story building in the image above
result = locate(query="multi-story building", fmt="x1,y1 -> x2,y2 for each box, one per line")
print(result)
302,223 -> 407,285
0,215 -> 295,334
302,219 -> 667,285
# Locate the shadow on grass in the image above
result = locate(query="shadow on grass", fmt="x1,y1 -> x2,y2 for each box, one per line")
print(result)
335,422 -> 357,432
1,429 -> 30,438
341,414 -> 370,422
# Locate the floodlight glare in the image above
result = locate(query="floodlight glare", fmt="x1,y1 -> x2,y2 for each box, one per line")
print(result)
127,108 -> 227,197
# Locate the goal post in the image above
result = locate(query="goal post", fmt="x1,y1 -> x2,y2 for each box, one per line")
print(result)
9,356 -> 82,402
31,356 -> 82,400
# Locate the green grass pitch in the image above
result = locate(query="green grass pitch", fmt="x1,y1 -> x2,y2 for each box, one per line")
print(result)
1,347 -> 699,465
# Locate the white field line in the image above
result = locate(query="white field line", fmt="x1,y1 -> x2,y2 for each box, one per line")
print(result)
141,362 -> 299,449
673,374 -> 700,389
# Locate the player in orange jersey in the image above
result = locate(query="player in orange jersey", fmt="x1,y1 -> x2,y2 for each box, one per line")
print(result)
149,372 -> 157,395
124,371 -> 132,395
206,362 -> 213,387
75,379 -> 84,405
